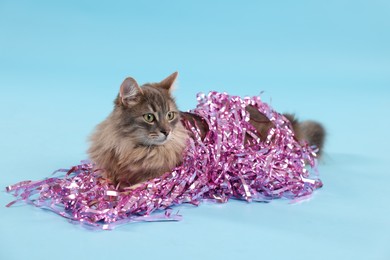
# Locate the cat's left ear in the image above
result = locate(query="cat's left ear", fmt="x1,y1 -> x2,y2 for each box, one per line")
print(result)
159,71 -> 178,92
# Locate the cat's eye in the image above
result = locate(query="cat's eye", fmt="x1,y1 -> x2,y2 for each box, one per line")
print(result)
167,111 -> 175,121
143,113 -> 155,123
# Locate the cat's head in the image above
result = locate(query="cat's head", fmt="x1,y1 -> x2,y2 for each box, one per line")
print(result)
113,72 -> 182,146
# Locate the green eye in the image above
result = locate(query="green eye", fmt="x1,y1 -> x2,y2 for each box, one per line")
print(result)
143,113 -> 155,123
167,111 -> 175,121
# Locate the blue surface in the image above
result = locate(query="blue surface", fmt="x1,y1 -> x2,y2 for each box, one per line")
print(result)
1,1 -> 389,259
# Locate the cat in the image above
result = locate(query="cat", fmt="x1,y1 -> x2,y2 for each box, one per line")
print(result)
88,72 -> 325,187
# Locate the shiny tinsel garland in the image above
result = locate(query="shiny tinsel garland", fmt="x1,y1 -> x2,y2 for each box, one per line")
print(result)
6,92 -> 322,229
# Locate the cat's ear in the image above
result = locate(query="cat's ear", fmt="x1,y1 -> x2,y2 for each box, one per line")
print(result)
119,77 -> 142,106
158,71 -> 178,92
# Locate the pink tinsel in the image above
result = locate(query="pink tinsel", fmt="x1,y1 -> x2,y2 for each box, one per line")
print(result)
6,92 -> 322,229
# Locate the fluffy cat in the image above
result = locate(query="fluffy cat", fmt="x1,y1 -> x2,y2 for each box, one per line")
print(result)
88,72 -> 325,186
88,72 -> 188,186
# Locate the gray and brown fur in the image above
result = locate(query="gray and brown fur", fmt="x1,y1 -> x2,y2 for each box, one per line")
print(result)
283,113 -> 326,155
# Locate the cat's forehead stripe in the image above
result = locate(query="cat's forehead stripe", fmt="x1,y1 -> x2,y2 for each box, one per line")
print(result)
143,87 -> 171,112
148,104 -> 156,113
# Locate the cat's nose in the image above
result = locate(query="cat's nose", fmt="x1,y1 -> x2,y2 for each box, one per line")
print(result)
161,130 -> 170,137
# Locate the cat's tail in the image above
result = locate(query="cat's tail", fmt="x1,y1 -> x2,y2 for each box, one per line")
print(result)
284,114 -> 326,156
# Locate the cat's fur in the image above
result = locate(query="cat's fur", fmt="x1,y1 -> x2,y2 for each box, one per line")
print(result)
283,113 -> 326,156
88,72 -> 325,186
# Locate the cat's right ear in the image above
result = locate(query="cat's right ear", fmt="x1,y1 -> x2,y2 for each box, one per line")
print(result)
119,77 -> 142,106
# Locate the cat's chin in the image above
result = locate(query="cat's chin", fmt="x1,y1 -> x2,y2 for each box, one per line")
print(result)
149,140 -> 167,146
144,138 -> 169,146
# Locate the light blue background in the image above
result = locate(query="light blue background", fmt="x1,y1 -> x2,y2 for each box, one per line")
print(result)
1,1 -> 389,259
